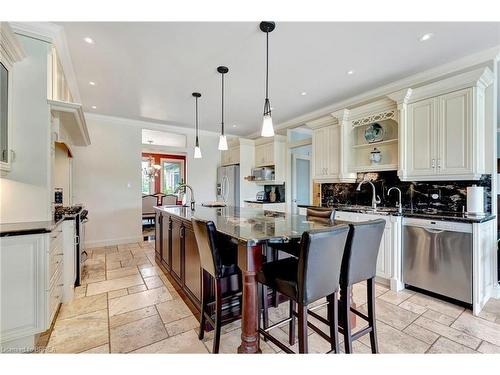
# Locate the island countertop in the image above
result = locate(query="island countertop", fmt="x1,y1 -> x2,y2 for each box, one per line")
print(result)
154,205 -> 351,245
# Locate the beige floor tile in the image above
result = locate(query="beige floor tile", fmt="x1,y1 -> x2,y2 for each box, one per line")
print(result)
477,340 -> 500,354
47,309 -> 108,353
359,321 -> 430,353
109,305 -> 158,329
398,300 -> 428,315
106,261 -> 122,271
132,330 -> 209,353
83,258 -> 106,273
108,288 -> 128,299
80,344 -> 109,353
422,309 -> 456,326
108,286 -> 172,316
58,293 -> 108,320
90,248 -> 108,257
86,274 -> 144,296
403,323 -> 440,345
106,266 -> 139,280
378,290 -> 414,305
156,299 -> 193,324
144,276 -> 164,289
80,271 -> 106,285
165,316 -> 199,336
359,299 -> 419,331
106,252 -> 133,263
74,285 -> 87,299
406,294 -> 464,319
478,298 -> 500,324
139,265 -> 159,278
128,284 -> 148,294
110,315 -> 168,353
451,312 -> 500,346
204,328 -> 276,354
121,258 -> 151,268
105,245 -> 118,253
413,316 -> 481,349
427,337 -> 478,354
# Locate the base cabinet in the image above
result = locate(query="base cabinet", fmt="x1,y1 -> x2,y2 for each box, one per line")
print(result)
183,226 -> 201,304
170,218 -> 183,283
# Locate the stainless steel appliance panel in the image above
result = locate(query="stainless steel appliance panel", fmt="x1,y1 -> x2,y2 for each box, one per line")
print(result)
403,218 -> 472,304
217,165 -> 240,206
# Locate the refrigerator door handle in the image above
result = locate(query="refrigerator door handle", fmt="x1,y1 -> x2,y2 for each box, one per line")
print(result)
223,176 -> 229,203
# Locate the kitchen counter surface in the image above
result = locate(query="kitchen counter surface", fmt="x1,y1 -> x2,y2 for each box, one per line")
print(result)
244,200 -> 285,204
0,217 -> 64,237
154,205 -> 351,245
297,204 -> 495,223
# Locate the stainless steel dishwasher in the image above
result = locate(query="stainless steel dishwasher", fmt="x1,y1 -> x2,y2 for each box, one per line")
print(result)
403,218 -> 472,304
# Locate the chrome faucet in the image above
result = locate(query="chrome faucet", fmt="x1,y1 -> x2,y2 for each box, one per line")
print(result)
175,183 -> 195,211
388,187 -> 403,214
356,180 -> 381,210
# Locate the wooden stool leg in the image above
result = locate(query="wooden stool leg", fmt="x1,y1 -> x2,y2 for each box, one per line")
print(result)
298,303 -> 308,354
328,291 -> 340,353
212,280 -> 222,354
342,286 -> 353,354
367,278 -> 378,354
261,284 -> 269,342
289,300 -> 296,345
198,270 -> 208,340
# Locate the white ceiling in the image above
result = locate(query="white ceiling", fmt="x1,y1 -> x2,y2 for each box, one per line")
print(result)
58,22 -> 500,136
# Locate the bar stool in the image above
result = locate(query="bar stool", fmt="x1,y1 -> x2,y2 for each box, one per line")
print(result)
191,218 -> 242,354
308,219 -> 385,354
257,225 -> 350,353
260,207 -> 336,338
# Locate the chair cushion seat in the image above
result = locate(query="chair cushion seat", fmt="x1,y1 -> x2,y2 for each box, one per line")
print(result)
267,239 -> 300,257
256,257 -> 298,300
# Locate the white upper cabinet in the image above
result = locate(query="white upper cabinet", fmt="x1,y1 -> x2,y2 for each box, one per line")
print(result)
396,67 -> 493,181
254,142 -> 274,167
221,144 -> 240,166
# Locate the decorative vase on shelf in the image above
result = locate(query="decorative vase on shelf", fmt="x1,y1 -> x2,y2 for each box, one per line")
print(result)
269,187 -> 276,202
370,148 -> 382,165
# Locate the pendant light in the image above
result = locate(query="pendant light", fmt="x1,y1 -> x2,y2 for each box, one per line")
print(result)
192,92 -> 202,159
217,66 -> 229,150
260,21 -> 276,137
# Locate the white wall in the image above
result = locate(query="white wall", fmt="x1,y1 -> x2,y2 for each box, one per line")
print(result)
73,113 -> 220,247
0,34 -> 51,223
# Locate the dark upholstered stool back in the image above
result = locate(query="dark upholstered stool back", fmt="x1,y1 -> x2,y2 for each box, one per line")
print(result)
340,219 -> 386,287
297,225 -> 350,305
191,218 -> 222,279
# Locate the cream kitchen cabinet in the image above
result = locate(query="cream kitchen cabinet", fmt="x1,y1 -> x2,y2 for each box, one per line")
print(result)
312,125 -> 340,181
254,142 -> 274,167
333,211 -> 403,291
221,146 -> 240,166
399,67 -> 492,181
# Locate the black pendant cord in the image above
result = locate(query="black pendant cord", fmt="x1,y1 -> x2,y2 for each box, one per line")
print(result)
221,73 -> 224,136
263,30 -> 271,117
195,96 -> 199,147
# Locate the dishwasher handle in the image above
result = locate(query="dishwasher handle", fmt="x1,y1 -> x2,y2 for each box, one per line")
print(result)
423,227 -> 445,234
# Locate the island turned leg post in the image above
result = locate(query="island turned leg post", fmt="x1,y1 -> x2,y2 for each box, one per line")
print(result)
237,242 -> 263,354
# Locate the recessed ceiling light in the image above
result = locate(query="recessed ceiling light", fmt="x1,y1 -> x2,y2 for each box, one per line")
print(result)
91,105 -> 97,109
84,37 -> 94,44
347,70 -> 355,75
89,81 -> 96,86
419,33 -> 434,42
232,125 -> 237,128
300,91 -> 307,96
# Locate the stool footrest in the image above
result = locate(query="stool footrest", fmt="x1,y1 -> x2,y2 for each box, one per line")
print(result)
258,328 -> 294,354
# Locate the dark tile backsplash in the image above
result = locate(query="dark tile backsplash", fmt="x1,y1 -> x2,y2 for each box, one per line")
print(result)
321,171 -> 491,214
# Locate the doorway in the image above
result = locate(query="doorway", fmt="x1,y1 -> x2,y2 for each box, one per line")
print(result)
291,152 -> 312,214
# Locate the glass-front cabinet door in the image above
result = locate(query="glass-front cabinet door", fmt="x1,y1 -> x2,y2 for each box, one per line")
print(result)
0,22 -> 24,176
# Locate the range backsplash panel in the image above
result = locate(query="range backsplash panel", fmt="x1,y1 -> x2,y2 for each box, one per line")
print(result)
320,171 -> 491,214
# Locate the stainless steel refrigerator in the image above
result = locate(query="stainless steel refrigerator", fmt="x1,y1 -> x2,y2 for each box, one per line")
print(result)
216,165 -> 240,207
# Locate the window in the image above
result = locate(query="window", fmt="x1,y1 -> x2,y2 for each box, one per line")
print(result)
141,159 -> 154,194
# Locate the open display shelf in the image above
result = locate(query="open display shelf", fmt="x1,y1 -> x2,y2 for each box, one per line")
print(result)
350,118 -> 398,172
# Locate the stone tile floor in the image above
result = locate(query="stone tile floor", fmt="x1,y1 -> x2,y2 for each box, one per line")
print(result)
42,240 -> 500,354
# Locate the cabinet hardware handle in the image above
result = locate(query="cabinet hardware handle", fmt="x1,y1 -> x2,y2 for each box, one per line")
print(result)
431,159 -> 435,168
437,159 -> 441,169
55,252 -> 63,256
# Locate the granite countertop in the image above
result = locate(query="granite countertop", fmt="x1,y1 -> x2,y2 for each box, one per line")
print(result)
297,204 -> 495,224
0,217 -> 64,237
154,205 -> 351,245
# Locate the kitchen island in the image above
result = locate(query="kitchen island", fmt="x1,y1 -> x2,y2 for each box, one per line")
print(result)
153,205 -> 353,353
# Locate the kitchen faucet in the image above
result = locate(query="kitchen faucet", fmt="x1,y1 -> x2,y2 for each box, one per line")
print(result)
175,183 -> 195,211
388,187 -> 403,214
356,180 -> 381,210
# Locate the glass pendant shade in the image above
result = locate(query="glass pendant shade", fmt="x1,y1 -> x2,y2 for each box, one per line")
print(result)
194,145 -> 202,159
218,134 -> 228,150
261,114 -> 274,137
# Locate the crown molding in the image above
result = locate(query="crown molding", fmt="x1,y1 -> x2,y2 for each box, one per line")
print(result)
246,45 -> 500,138
10,22 -> 81,104
0,23 -> 25,63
